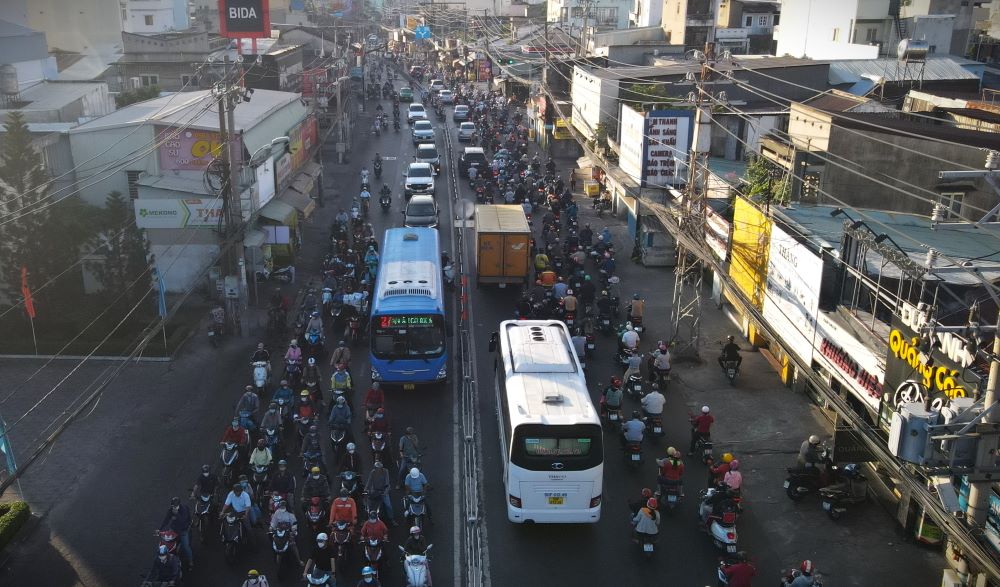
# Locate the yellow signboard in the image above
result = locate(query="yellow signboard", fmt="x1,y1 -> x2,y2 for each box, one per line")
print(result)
727,197 -> 770,310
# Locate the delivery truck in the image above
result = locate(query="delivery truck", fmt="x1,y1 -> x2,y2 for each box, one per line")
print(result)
474,205 -> 531,288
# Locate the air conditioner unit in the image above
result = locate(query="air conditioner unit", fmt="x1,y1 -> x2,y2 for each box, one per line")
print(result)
130,77 -> 142,90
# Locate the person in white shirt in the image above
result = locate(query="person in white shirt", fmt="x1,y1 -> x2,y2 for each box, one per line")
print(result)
222,483 -> 253,541
641,384 -> 665,417
621,323 -> 640,350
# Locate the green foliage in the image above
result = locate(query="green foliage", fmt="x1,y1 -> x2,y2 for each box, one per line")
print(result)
743,155 -> 790,205
91,191 -> 150,300
0,111 -> 101,307
115,85 -> 160,108
620,84 -> 688,110
0,501 -> 31,552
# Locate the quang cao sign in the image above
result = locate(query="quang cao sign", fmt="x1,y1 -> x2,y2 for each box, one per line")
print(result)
618,104 -> 693,188
157,127 -> 226,171
883,301 -> 986,412
219,0 -> 271,39
134,198 -> 224,229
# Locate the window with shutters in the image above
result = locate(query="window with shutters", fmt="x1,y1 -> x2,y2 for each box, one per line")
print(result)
126,170 -> 143,200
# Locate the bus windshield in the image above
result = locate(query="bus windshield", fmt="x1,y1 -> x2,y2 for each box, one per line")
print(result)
371,314 -> 445,359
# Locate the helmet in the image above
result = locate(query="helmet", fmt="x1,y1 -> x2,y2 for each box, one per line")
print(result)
376,407 -> 385,414
610,376 -> 622,387
666,447 -> 677,457
410,467 -> 420,478
809,435 -> 821,445
170,496 -> 181,506
646,498 -> 658,510
633,292 -> 640,300
801,560 -> 814,574
247,570 -> 260,577
721,453 -> 734,464
280,379 -> 288,386
406,426 -> 415,434
257,438 -> 266,446
601,290 -> 608,296
368,510 -> 378,520
374,460 -> 384,468
257,342 -> 264,350
309,425 -> 318,433
410,525 -> 421,535
566,289 -> 573,295
201,464 -> 211,473
729,459 -> 740,470
371,381 -> 381,389
317,533 -> 328,543
632,411 -> 641,419
308,357 -> 316,366
338,340 -> 346,346
290,339 -> 298,346
701,406 -> 711,414
245,385 -> 254,392
362,566 -> 375,577
727,335 -> 734,342
346,442 -> 356,451
336,396 -> 346,404
300,389 -> 309,397
842,463 -> 859,477
641,487 -> 653,498
278,459 -> 288,466
311,466 -> 321,474
158,545 -> 169,555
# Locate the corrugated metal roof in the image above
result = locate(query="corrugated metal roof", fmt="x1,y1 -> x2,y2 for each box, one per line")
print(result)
828,56 -> 980,86
587,56 -> 825,81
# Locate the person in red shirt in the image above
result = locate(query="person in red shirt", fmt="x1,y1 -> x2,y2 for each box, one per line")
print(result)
221,418 -> 250,448
363,383 -> 385,432
359,509 -> 388,543
689,405 -> 715,456
710,453 -> 734,488
328,489 -> 358,533
722,551 -> 757,587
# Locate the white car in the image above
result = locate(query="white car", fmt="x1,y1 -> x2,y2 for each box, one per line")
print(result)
438,90 -> 454,104
428,79 -> 445,92
457,122 -> 476,142
412,120 -> 435,145
407,103 -> 427,124
404,162 -> 435,199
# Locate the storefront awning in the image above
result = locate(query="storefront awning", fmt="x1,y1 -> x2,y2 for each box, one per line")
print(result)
290,175 -> 314,196
281,188 -> 316,217
244,229 -> 268,248
259,199 -> 297,224
300,160 -> 322,179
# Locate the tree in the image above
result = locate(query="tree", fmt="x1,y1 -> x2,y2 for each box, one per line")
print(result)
0,111 -> 100,307
742,155 -> 791,206
92,191 -> 150,301
114,85 -> 160,108
620,84 -> 687,109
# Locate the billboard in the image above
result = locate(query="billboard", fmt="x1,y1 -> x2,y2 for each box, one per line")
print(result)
219,0 -> 272,39
618,104 -> 692,187
814,313 -> 884,414
157,127 -> 224,171
134,198 -> 224,229
289,116 -> 318,170
762,224 -> 824,365
255,156 -> 275,209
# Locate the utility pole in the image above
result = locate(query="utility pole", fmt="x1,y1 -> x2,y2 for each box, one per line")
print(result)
543,18 -> 550,87
578,0 -> 596,56
669,43 -> 714,356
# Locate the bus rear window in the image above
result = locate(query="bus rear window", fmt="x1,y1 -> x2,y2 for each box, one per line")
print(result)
524,437 -> 592,457
511,424 -> 602,471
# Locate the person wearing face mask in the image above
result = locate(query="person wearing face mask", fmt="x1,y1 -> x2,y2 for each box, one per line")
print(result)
268,500 -> 303,567
147,544 -> 181,584
365,460 -> 396,526
190,464 -> 220,503
303,532 -> 336,581
357,565 -> 382,586
302,466 -> 332,514
241,569 -> 270,587
268,459 -> 297,509
158,497 -> 193,571
221,483 -> 253,544
260,402 -> 282,434
339,442 -> 363,476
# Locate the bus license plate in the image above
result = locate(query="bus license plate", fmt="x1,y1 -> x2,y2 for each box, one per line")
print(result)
642,543 -> 654,552
631,453 -> 641,461
404,384 -> 415,390
547,496 -> 564,505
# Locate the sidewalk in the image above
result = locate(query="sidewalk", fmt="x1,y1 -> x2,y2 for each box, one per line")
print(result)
544,146 -> 943,585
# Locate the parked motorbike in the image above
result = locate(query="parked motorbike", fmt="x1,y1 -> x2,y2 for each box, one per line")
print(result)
784,451 -> 836,501
818,464 -> 868,520
399,544 -> 433,587
256,265 -> 294,283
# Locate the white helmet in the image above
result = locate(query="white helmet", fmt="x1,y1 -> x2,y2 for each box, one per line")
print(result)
316,533 -> 328,543
808,435 -> 820,445
410,467 -> 420,478
701,406 -> 710,414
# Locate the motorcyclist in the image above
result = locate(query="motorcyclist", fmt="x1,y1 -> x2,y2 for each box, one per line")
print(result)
364,460 -> 396,525
650,345 -> 671,386
250,342 -> 271,368
369,407 -> 390,439
242,569 -> 270,587
236,386 -> 261,430
631,498 -> 660,542
600,226 -> 612,244
358,565 -> 382,586
655,447 -> 685,497
302,466 -> 332,512
329,340 -> 352,371
329,488 -> 359,533
570,328 -> 586,362
284,339 -> 303,364
629,487 -> 654,515
159,496 -> 193,570
260,402 -> 282,433
221,418 -> 250,450
303,532 -> 336,582
782,560 -> 819,586
272,380 -> 294,413
533,251 -> 550,272
330,364 -> 353,408
620,322 -> 640,351
328,396 -> 353,442
335,208 -> 350,227
360,186 -> 372,208
403,525 -> 429,555
360,509 -> 388,543
601,377 -> 624,418
719,335 -> 743,371
397,427 -> 422,489
302,357 -> 323,402
797,435 -> 824,467
710,453 -> 734,487
623,348 -> 642,382
380,183 -> 392,202
221,483 -> 254,542
563,290 -> 578,314
305,311 -> 324,337
595,290 -> 612,317
268,460 -> 297,506
579,224 -> 593,247
363,382 -> 385,429
688,405 -> 714,456
249,438 -> 273,471
724,459 -> 744,496
628,293 -> 645,324
190,464 -> 220,503
364,246 -> 379,276
721,551 -> 757,587
268,500 -> 303,566
640,384 -> 665,420
622,411 -> 645,445
301,425 -> 324,472
148,544 -> 181,584
339,442 -> 363,476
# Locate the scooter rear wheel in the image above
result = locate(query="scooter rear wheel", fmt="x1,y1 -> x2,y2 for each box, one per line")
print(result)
786,483 -> 805,501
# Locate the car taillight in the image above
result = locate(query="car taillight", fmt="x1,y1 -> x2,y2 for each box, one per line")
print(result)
508,495 -> 522,508
589,495 -> 602,508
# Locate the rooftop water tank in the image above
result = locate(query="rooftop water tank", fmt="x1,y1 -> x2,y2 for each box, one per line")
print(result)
898,39 -> 929,61
0,64 -> 19,96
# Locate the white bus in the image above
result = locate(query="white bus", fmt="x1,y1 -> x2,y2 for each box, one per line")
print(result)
489,320 -> 604,523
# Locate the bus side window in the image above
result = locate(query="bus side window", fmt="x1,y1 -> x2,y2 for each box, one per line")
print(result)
488,332 -> 498,353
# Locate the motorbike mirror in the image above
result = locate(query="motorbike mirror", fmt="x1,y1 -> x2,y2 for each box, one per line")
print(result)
488,332 -> 498,352
397,545 -> 406,553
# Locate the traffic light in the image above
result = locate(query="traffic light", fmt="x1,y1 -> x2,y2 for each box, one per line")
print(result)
506,57 -> 515,65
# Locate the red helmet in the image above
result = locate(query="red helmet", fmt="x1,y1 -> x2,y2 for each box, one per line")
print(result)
646,498 -> 658,510
801,560 -> 814,574
610,376 -> 622,388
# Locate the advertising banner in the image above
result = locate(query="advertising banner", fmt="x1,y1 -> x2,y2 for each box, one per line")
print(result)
477,59 -> 493,82
157,127 -> 225,171
289,116 -> 318,170
705,205 -> 730,261
255,156 -> 275,209
275,152 -> 292,190
134,198 -> 224,229
762,224 -> 823,364
814,312 -> 885,413
218,0 -> 272,39
617,104 -> 692,187
883,301 -> 985,413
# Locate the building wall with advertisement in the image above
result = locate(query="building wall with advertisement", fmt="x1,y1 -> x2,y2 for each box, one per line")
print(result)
727,197 -> 770,311
812,312 -> 886,416
157,127 -> 228,172
617,103 -> 693,187
762,223 -> 823,364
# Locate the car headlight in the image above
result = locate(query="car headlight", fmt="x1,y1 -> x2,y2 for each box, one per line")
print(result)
436,366 -> 447,380
371,367 -> 382,381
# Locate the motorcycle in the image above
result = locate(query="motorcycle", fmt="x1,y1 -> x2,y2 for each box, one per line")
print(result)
339,470 -> 361,500
647,414 -> 664,438
399,544 -> 434,587
624,440 -> 643,468
275,398 -> 291,429
594,197 -> 612,216
251,464 -> 270,506
615,345 -> 636,367
220,441 -> 239,488
252,360 -> 269,394
657,482 -> 683,513
363,535 -> 386,574
380,193 -> 392,212
305,566 -> 333,586
255,265 -> 294,283
370,431 -> 389,465
635,531 -> 656,559
305,496 -> 327,536
721,358 -> 740,385
157,529 -> 179,555
304,328 -> 325,357
348,315 -> 363,344
220,511 -> 245,564
699,486 -> 740,556
284,359 -> 302,389
604,405 -> 622,433
193,491 -> 214,543
394,118 -> 401,131
819,468 -> 868,520
330,427 -> 349,462
331,519 -> 353,566
598,312 -> 613,336
625,373 -> 644,400
374,161 -> 383,179
442,262 -> 455,289
294,408 -> 314,447
208,320 -> 224,347
270,521 -> 294,570
403,490 -> 428,529
784,451 -> 836,501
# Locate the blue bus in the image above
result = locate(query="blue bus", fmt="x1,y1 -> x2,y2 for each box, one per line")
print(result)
369,228 -> 448,388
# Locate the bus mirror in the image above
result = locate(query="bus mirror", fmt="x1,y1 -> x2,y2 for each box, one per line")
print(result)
488,332 -> 498,352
